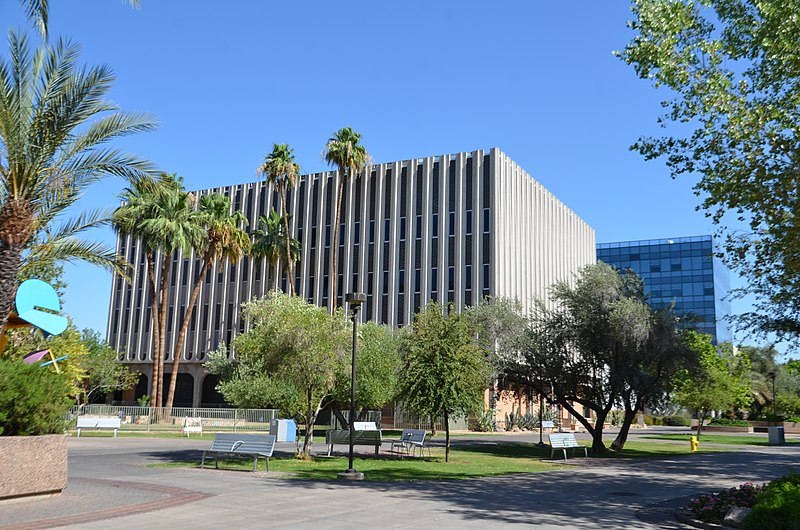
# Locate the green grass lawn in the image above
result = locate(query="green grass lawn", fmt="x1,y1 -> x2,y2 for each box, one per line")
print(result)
156,442 -> 564,480
149,438 -> 724,481
641,433 -> 800,446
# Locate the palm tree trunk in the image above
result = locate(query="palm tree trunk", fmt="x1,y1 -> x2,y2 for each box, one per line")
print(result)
146,250 -> 162,412
330,170 -> 344,313
268,258 -> 278,293
0,244 -> 22,333
280,185 -> 294,296
155,255 -> 171,409
164,253 -> 211,412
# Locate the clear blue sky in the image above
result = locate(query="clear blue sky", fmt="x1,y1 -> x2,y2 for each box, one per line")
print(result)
1,2 -> 745,339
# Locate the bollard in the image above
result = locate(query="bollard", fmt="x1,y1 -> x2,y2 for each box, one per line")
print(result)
690,435 -> 699,452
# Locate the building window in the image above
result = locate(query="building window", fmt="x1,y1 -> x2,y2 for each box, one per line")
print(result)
449,212 -> 455,237
384,219 -> 390,243
432,214 -> 439,238
466,210 -> 473,235
416,215 -> 422,239
483,208 -> 490,233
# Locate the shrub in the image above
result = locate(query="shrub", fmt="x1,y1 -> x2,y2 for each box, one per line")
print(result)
661,415 -> 691,426
688,483 -> 764,524
0,360 -> 73,436
473,409 -> 494,432
742,474 -> 800,530
708,418 -> 750,427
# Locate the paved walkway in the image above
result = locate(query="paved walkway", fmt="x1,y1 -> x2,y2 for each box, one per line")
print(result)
1,432 -> 798,529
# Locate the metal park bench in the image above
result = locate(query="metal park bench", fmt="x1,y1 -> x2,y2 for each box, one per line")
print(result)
325,428 -> 382,456
548,433 -> 588,461
76,417 -> 121,438
389,429 -> 430,458
201,433 -> 276,472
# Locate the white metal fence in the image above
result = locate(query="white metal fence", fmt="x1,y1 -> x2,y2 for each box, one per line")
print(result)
69,404 -> 469,433
69,405 -> 279,432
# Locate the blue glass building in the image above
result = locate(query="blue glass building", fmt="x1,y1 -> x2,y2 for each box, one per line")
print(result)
596,235 -> 731,344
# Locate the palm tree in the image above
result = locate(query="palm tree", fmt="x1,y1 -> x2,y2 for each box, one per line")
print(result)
19,0 -> 141,40
251,210 -> 301,293
257,144 -> 301,295
322,127 -> 370,311
163,193 -> 250,411
0,31 -> 156,334
113,173 -> 202,409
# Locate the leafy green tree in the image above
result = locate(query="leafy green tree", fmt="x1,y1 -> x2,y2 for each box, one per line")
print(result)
330,322 -> 401,427
163,193 -> 250,412
322,127 -> 370,311
212,293 -> 351,457
0,31 -> 156,334
398,303 -> 490,462
258,144 -> 302,295
466,297 -> 527,428
506,263 -> 688,452
610,305 -> 691,450
674,332 -> 752,439
0,323 -> 132,407
76,329 -> 138,404
619,0 -> 800,345
113,173 -> 203,408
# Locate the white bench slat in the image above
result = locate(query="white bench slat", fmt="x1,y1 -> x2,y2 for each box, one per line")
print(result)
76,417 -> 121,438
548,433 -> 588,460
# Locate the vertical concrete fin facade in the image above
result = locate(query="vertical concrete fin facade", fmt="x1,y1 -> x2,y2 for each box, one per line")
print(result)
107,148 -> 595,405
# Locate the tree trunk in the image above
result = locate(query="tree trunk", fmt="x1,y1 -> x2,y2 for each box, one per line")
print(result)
154,255 -> 171,409
696,408 -> 708,439
610,407 -> 638,451
0,244 -> 22,333
164,255 -> 211,412
146,250 -> 161,412
329,170 -> 344,313
561,400 -> 607,453
331,403 -> 349,430
280,185 -> 294,296
303,387 -> 314,458
444,409 -> 451,462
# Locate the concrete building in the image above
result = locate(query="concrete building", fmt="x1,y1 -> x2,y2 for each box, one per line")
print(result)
597,235 -> 731,344
107,148 -> 596,407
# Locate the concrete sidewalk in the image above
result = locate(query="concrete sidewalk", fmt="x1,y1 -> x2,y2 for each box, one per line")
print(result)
1,434 -> 797,529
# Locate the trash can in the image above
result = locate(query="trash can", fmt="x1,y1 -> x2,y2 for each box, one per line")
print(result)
270,419 -> 297,442
768,426 -> 785,446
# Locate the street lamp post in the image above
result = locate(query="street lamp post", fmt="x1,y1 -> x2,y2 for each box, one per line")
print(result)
536,393 -> 547,447
338,292 -> 366,481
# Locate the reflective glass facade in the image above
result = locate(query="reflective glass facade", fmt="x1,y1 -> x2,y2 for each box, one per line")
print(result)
597,236 -> 731,344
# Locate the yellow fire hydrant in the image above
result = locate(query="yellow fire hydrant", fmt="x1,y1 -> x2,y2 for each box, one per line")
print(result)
690,435 -> 699,452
